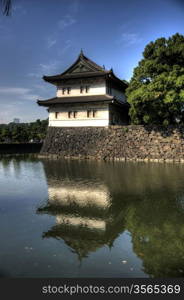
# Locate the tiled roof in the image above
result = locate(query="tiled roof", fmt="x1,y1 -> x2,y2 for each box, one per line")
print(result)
37,95 -> 114,106
42,51 -> 128,89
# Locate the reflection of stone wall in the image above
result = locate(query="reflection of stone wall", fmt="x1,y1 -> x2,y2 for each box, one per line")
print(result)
41,125 -> 184,162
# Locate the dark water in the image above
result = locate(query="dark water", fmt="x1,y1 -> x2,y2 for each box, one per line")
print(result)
0,157 -> 184,278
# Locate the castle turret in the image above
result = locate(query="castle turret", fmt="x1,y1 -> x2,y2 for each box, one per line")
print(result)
37,51 -> 129,127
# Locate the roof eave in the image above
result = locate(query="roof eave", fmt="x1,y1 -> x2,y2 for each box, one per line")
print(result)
112,99 -> 130,107
107,71 -> 128,89
43,72 -> 110,83
37,100 -> 113,107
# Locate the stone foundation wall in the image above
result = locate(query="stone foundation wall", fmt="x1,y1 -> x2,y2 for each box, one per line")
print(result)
40,126 -> 184,162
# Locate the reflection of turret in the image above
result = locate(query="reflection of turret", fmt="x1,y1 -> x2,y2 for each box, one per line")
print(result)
48,183 -> 110,210
38,209 -> 126,261
39,158 -> 184,275
38,195 -> 126,260
56,214 -> 106,230
38,159 -> 126,260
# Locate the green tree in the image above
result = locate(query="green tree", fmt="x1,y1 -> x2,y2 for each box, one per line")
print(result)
0,119 -> 48,143
1,127 -> 10,141
1,0 -> 11,15
126,33 -> 184,125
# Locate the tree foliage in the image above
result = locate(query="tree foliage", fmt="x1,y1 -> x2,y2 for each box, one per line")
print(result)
0,119 -> 48,143
1,0 -> 11,15
126,33 -> 184,125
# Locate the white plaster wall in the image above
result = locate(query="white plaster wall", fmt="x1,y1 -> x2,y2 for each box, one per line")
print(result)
49,110 -> 108,120
49,119 -> 109,127
48,103 -> 109,127
57,82 -> 106,97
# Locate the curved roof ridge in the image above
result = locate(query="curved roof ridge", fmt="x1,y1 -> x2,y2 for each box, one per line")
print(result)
43,51 -> 109,81
79,51 -> 109,72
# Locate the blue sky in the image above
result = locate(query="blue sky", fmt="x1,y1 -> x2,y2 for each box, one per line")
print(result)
0,0 -> 184,123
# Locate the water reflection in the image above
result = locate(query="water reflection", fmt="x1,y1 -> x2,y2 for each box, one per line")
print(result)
38,159 -> 184,277
38,160 -> 126,260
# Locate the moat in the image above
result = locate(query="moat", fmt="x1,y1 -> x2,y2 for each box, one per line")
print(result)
0,156 -> 184,278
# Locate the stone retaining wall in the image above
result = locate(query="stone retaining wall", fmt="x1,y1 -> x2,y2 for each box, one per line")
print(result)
40,126 -> 184,162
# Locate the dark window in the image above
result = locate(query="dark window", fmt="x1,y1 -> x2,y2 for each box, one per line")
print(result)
62,88 -> 66,95
55,112 -> 59,119
93,110 -> 97,117
68,111 -> 72,118
86,86 -> 90,93
67,87 -> 71,94
87,110 -> 96,118
87,110 -> 91,118
74,111 -> 77,118
80,86 -> 84,93
107,83 -> 111,95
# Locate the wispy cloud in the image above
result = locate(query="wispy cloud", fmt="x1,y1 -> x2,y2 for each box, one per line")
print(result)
0,103 -> 19,124
117,33 -> 142,46
58,14 -> 76,30
28,60 -> 61,78
27,71 -> 40,78
68,0 -> 80,14
39,60 -> 61,74
0,87 -> 39,101
60,39 -> 72,55
27,72 -> 41,79
0,101 -> 47,124
12,5 -> 27,15
46,37 -> 57,48
0,85 -> 51,123
0,19 -> 12,40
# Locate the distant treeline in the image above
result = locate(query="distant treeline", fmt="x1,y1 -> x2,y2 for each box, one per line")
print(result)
0,119 -> 48,143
